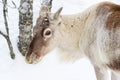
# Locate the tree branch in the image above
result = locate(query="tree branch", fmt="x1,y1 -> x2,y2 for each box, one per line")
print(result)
0,30 -> 7,38
1,0 -> 15,59
0,0 -> 17,9
3,0 -> 9,35
11,0 -> 17,8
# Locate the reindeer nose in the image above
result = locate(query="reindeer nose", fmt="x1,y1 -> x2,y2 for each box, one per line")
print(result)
25,52 -> 43,64
25,53 -> 33,64
25,52 -> 35,64
25,58 -> 33,64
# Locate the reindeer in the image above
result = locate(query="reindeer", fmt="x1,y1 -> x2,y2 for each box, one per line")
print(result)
25,1 -> 120,80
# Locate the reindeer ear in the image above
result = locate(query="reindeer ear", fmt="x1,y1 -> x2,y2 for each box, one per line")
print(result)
54,7 -> 63,19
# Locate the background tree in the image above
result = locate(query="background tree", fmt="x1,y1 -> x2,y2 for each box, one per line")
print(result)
18,0 -> 33,56
0,0 -> 15,59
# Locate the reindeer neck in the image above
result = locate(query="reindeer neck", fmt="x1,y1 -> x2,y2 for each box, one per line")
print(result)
61,12 -> 90,34
58,4 -> 98,52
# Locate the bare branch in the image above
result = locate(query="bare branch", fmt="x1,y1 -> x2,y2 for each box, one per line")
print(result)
0,0 -> 17,9
1,0 -> 15,59
3,0 -> 9,35
0,30 -> 15,59
0,30 -> 7,38
11,0 -> 16,8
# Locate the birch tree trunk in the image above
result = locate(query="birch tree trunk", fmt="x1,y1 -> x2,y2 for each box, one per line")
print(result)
18,0 -> 33,56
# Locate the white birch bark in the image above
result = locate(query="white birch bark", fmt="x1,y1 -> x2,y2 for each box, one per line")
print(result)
18,0 -> 33,56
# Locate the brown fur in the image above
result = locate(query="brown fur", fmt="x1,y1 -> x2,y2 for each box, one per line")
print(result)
97,2 -> 120,30
94,2 -> 120,71
107,57 -> 120,71
105,2 -> 120,30
26,16 -> 51,63
106,11 -> 120,30
98,2 -> 120,11
103,2 -> 120,71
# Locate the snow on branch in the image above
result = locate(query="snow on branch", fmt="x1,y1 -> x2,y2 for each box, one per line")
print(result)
0,0 -> 15,59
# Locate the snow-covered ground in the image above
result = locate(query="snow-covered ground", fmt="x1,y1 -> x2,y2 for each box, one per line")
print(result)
0,0 -> 120,80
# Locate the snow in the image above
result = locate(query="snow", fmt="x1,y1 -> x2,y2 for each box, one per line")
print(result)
0,0 -> 120,80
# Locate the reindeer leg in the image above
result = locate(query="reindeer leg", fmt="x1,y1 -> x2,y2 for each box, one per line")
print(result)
111,72 -> 120,80
94,66 -> 109,80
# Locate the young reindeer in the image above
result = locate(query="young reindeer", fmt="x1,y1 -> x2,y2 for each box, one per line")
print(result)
26,1 -> 120,80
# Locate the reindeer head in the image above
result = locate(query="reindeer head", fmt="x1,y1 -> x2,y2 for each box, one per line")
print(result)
25,7 -> 63,64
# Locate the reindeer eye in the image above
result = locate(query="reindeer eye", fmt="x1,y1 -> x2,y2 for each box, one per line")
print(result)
43,28 -> 52,39
45,30 -> 51,35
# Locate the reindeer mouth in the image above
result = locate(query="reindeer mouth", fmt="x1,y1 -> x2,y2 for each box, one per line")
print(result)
25,52 -> 43,64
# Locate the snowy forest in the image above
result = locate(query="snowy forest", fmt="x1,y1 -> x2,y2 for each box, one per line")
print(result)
0,0 -> 120,80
